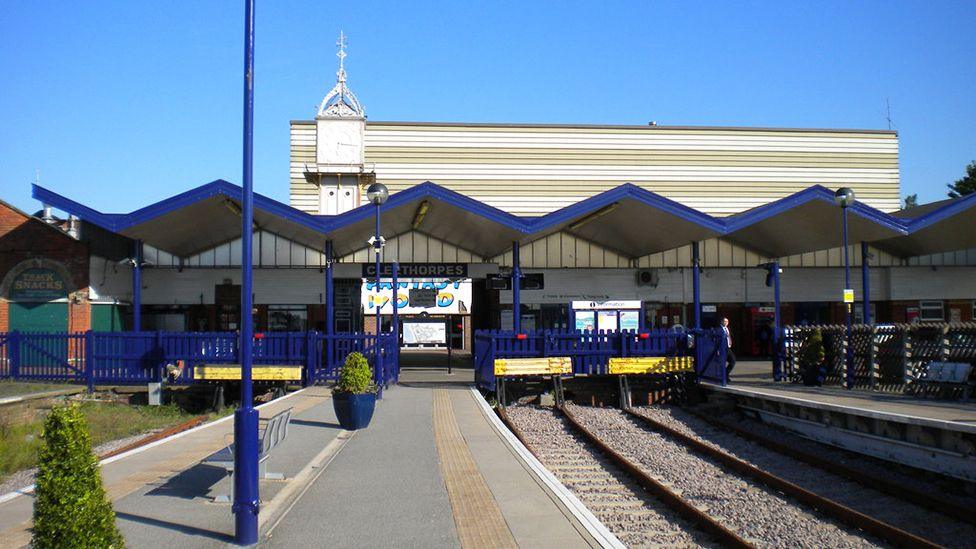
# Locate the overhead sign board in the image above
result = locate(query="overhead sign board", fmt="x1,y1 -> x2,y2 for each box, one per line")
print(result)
363,279 -> 472,315
571,300 -> 642,310
362,263 -> 467,278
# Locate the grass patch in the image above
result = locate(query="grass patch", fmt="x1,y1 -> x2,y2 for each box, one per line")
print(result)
0,381 -> 76,399
0,401 -> 200,482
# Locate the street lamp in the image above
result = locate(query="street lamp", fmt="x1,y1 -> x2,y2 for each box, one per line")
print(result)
834,187 -> 855,389
367,183 -> 389,389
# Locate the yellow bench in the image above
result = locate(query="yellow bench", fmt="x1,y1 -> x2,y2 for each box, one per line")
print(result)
494,357 -> 572,376
193,364 -> 303,381
608,356 -> 693,375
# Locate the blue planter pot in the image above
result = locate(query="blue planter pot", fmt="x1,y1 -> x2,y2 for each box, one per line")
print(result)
333,392 -> 376,430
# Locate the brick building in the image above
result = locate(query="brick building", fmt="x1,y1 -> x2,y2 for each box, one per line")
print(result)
0,200 -> 91,332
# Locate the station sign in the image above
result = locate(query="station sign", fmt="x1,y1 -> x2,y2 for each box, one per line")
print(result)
8,268 -> 68,301
362,263 -> 467,278
362,278 -> 472,315
571,300 -> 642,310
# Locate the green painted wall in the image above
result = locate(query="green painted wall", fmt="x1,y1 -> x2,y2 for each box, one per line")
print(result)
92,304 -> 123,332
8,302 -> 69,332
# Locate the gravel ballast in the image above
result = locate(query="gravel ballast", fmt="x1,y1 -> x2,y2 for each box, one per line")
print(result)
566,403 -> 884,548
505,405 -> 715,548
629,405 -> 976,548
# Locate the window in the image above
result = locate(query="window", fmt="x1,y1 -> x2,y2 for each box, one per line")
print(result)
268,306 -> 307,332
919,300 -> 944,322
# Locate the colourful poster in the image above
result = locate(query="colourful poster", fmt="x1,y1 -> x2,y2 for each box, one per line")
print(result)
620,310 -> 639,331
362,278 -> 471,315
575,311 -> 596,332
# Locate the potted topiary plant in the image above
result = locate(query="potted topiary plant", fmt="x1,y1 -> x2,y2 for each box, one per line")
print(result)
332,352 -> 377,430
798,329 -> 826,386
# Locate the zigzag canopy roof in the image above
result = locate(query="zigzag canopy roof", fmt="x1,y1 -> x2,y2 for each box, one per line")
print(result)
32,180 -> 973,261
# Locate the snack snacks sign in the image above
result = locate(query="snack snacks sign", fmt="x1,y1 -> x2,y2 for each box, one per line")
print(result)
362,279 -> 471,315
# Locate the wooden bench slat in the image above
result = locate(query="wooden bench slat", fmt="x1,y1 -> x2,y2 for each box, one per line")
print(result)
608,356 -> 693,375
494,357 -> 572,376
193,365 -> 303,381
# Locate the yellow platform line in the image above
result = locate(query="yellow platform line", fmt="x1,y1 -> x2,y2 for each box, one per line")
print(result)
432,389 -> 517,549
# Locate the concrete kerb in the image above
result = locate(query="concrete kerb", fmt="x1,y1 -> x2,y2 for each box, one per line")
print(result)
0,386 -> 314,506
467,387 -> 623,549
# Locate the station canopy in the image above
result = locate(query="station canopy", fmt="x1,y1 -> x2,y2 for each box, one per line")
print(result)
871,193 -> 976,257
721,186 -> 907,258
32,180 -> 976,262
527,184 -> 724,257
322,182 -> 530,258
34,180 -> 329,257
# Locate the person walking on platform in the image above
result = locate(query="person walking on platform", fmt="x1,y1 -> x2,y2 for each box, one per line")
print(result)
722,317 -> 736,378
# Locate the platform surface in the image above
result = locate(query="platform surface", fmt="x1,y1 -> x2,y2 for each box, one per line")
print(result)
0,377 -> 593,548
711,360 -> 976,432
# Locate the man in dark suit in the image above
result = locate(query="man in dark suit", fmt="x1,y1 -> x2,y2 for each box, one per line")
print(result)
722,317 -> 736,377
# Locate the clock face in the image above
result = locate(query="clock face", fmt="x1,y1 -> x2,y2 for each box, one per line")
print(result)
318,122 -> 362,164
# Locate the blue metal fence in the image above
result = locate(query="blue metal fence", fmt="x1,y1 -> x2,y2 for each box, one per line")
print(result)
0,330 -> 399,388
474,328 -> 726,391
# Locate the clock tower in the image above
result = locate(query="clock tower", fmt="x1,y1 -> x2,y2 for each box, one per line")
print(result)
308,32 -> 373,215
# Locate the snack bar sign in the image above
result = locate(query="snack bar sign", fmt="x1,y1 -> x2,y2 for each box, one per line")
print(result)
362,279 -> 472,315
8,268 -> 68,301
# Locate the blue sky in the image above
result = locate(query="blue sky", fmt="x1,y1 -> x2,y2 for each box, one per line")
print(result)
1,1 -> 974,214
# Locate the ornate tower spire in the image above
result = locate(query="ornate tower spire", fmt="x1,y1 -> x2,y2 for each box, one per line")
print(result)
316,31 -> 365,119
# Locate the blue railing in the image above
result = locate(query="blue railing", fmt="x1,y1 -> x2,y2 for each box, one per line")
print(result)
474,328 -> 727,391
0,330 -> 399,390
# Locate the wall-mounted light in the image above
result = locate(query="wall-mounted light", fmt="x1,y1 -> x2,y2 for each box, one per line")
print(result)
568,202 -> 619,231
412,200 -> 430,229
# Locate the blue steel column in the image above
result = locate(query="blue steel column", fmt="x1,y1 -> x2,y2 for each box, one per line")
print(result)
391,261 -> 399,382
692,242 -> 701,329
842,207 -> 853,389
233,0 -> 259,543
374,201 -> 383,394
772,260 -> 782,381
132,239 -> 143,331
861,242 -> 872,325
512,241 -> 521,332
325,240 -> 334,379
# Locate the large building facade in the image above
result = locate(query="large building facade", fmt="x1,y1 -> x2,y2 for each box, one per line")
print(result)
6,45 -> 976,356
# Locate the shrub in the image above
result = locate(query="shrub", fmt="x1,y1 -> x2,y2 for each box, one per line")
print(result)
32,404 -> 123,549
798,329 -> 826,386
335,352 -> 375,394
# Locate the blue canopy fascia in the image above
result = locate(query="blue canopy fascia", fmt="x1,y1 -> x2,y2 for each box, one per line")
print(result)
526,183 -> 725,258
721,185 -> 908,258
872,192 -> 976,257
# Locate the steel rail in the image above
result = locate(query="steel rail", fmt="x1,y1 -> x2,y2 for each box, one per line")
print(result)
549,405 -> 755,549
687,408 -> 976,526
623,407 -> 943,549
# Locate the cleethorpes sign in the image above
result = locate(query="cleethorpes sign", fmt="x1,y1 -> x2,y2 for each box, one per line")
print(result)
361,263 -> 467,278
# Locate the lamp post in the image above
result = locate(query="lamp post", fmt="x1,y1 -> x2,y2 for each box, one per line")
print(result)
367,183 -> 389,391
834,187 -> 855,389
233,0 -> 259,543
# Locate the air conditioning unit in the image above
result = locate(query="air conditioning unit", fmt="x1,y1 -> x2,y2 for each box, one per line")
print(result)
636,269 -> 659,287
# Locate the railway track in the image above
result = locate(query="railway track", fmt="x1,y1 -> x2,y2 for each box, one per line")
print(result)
627,405 -> 976,548
503,401 -> 976,548
500,405 -> 744,548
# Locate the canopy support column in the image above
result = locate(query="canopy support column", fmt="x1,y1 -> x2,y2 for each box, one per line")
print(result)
692,241 -> 701,329
132,239 -> 143,332
861,242 -> 872,325
391,261 -> 399,383
512,241 -> 521,333
772,260 -> 782,381
325,240 -> 334,379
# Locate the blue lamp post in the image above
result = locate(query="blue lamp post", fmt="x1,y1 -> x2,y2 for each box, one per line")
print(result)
233,0 -> 259,544
367,183 -> 389,391
834,187 -> 856,389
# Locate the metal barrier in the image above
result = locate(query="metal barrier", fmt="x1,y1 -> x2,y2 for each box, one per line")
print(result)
0,330 -> 399,389
783,322 -> 976,395
474,328 -> 726,391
